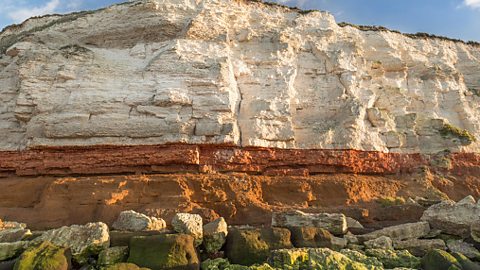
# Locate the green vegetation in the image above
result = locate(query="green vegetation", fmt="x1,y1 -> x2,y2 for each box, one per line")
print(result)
338,22 -> 480,48
376,196 -> 406,207
440,123 -> 477,144
14,241 -> 71,270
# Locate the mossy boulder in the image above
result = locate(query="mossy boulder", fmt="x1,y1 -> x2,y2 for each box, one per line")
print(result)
340,249 -> 384,268
127,234 -> 199,270
308,248 -> 379,270
269,248 -> 309,269
225,227 -> 292,265
32,222 -> 109,264
421,249 -> 462,270
104,263 -> 151,270
366,248 -> 421,269
98,246 -> 129,266
200,258 -> 273,270
13,241 -> 71,270
452,252 -> 480,270
289,227 -> 334,249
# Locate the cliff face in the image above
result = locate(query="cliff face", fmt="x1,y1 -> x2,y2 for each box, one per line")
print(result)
1,0 -> 479,154
1,0 -> 480,228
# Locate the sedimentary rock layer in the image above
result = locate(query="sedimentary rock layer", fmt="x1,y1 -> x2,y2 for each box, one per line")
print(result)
0,0 -> 479,154
0,144 -> 479,177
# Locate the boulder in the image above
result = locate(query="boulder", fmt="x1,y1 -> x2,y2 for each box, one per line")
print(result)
127,234 -> 199,270
421,249 -> 462,270
289,227 -> 333,249
200,258 -> 273,270
272,210 -> 347,235
339,249 -> 384,268
202,217 -> 228,253
112,211 -> 166,232
172,213 -> 203,246
452,252 -> 480,270
346,217 -> 364,230
0,228 -> 32,243
447,240 -> 480,260
364,236 -> 393,250
13,241 -> 71,270
109,230 -> 167,247
0,241 -> 28,261
98,246 -> 129,266
471,220 -> 480,243
225,227 -> 292,265
365,249 -> 421,269
0,220 -> 26,230
421,198 -> 480,237
359,222 -> 430,242
104,263 -> 151,270
393,238 -> 446,257
308,248 -> 380,269
269,248 -> 309,269
33,222 -> 109,264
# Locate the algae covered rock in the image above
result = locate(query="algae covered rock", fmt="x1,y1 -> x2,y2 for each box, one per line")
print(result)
200,258 -> 272,270
127,234 -> 199,270
13,241 -> 71,270
98,246 -> 129,266
451,252 -> 480,270
226,227 -> 292,265
421,249 -> 462,270
33,222 -> 109,264
0,241 -> 28,261
366,248 -> 421,269
203,217 -> 228,253
112,210 -> 166,232
269,248 -> 309,269
339,249 -> 384,268
172,213 -> 203,246
104,263 -> 151,270
308,248 -> 380,270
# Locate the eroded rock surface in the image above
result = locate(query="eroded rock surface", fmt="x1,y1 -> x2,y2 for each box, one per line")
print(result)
0,0 -> 479,155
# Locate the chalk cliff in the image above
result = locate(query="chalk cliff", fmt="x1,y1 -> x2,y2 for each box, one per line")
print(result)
1,0 -> 479,154
1,0 -> 480,228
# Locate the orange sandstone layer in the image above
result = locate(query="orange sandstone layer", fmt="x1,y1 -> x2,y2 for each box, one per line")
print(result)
0,144 -> 479,177
0,171 -> 479,230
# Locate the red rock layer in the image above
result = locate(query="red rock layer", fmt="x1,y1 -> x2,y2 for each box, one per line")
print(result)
0,144 -> 478,177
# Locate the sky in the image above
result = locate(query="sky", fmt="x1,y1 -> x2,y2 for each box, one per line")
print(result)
0,0 -> 479,41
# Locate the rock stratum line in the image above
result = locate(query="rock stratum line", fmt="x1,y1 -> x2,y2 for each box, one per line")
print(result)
0,144 -> 479,177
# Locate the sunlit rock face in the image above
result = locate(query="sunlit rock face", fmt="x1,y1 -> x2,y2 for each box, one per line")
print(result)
1,0 -> 479,153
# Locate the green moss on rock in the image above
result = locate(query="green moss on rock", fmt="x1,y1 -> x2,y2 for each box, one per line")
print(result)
421,249 -> 462,270
226,227 -> 292,266
104,263 -> 151,270
13,241 -> 71,270
98,246 -> 129,266
366,249 -> 420,269
269,248 -> 309,270
308,248 -> 378,270
200,258 -> 273,270
451,252 -> 480,270
440,123 -> 477,144
127,234 -> 199,270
